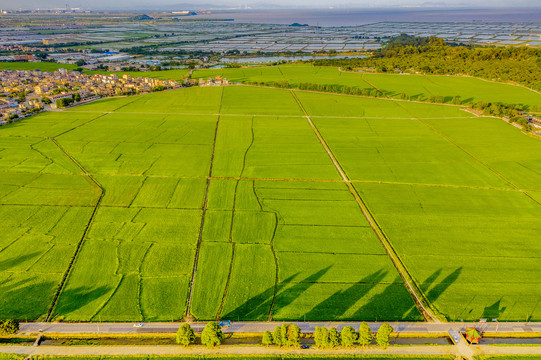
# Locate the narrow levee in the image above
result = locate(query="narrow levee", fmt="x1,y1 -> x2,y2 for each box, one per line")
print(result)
185,87 -> 225,318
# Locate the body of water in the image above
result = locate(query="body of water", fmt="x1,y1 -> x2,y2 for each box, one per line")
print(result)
190,8 -> 541,27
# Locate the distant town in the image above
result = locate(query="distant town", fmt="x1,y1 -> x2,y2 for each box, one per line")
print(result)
0,68 -> 231,122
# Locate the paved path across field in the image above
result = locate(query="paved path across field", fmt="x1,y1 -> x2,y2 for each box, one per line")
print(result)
0,344 -> 460,357
1,344 -> 540,358
18,321 -> 541,335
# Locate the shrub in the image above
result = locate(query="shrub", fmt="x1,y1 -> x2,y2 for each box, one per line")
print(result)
201,322 -> 223,347
314,326 -> 329,348
280,323 -> 288,344
358,321 -> 373,346
175,323 -> 195,346
340,326 -> 357,347
376,323 -> 393,349
262,330 -> 273,346
328,327 -> 340,348
273,326 -> 284,346
286,324 -> 301,347
0,320 -> 19,335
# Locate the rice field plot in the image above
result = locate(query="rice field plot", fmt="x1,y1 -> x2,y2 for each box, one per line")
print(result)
220,86 -> 304,116
114,87 -> 223,114
212,115 -> 340,180
52,206 -> 201,321
355,182 -> 541,321
193,66 -> 284,83
279,65 -> 373,89
311,116 -> 511,188
49,94 -> 217,321
194,65 -> 372,90
0,136 -> 86,175
0,205 -> 93,320
423,117 -> 541,191
363,73 -> 541,108
191,178 -> 421,321
0,111 -> 104,139
195,64 -> 541,108
0,103 -> 103,320
294,90 -> 473,118
56,112 -> 217,177
2,84 -> 540,322
295,92 -> 541,321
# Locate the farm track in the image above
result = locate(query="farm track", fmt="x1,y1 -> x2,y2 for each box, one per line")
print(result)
289,89 -> 440,323
185,88 -> 225,318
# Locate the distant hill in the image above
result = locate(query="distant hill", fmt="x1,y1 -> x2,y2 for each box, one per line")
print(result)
132,14 -> 154,21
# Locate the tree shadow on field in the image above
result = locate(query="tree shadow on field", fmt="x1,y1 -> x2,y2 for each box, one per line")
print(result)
423,267 -> 462,303
352,275 -> 420,321
0,275 -> 56,320
482,298 -> 507,320
416,267 -> 463,320
303,269 -> 390,321
222,273 -> 298,321
52,285 -> 112,319
0,251 -> 41,272
223,266 -> 332,321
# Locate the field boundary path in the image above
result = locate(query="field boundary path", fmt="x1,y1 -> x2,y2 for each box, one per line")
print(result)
185,87 -> 226,319
289,89 -> 440,323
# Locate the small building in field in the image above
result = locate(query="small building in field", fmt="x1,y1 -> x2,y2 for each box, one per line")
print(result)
464,327 -> 482,344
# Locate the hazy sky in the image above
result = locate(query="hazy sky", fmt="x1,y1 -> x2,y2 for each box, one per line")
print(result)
5,0 -> 541,9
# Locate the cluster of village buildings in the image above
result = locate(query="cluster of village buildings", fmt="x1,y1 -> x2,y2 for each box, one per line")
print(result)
0,68 -> 184,122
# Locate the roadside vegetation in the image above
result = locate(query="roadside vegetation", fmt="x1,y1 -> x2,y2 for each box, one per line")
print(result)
0,320 -> 19,335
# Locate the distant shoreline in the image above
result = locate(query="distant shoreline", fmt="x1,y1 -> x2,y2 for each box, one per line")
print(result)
187,8 -> 541,26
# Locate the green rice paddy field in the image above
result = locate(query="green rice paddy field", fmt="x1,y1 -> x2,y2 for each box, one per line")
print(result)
193,65 -> 541,109
0,84 -> 540,322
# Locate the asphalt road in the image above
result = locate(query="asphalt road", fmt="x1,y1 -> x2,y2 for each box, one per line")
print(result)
19,321 -> 541,335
